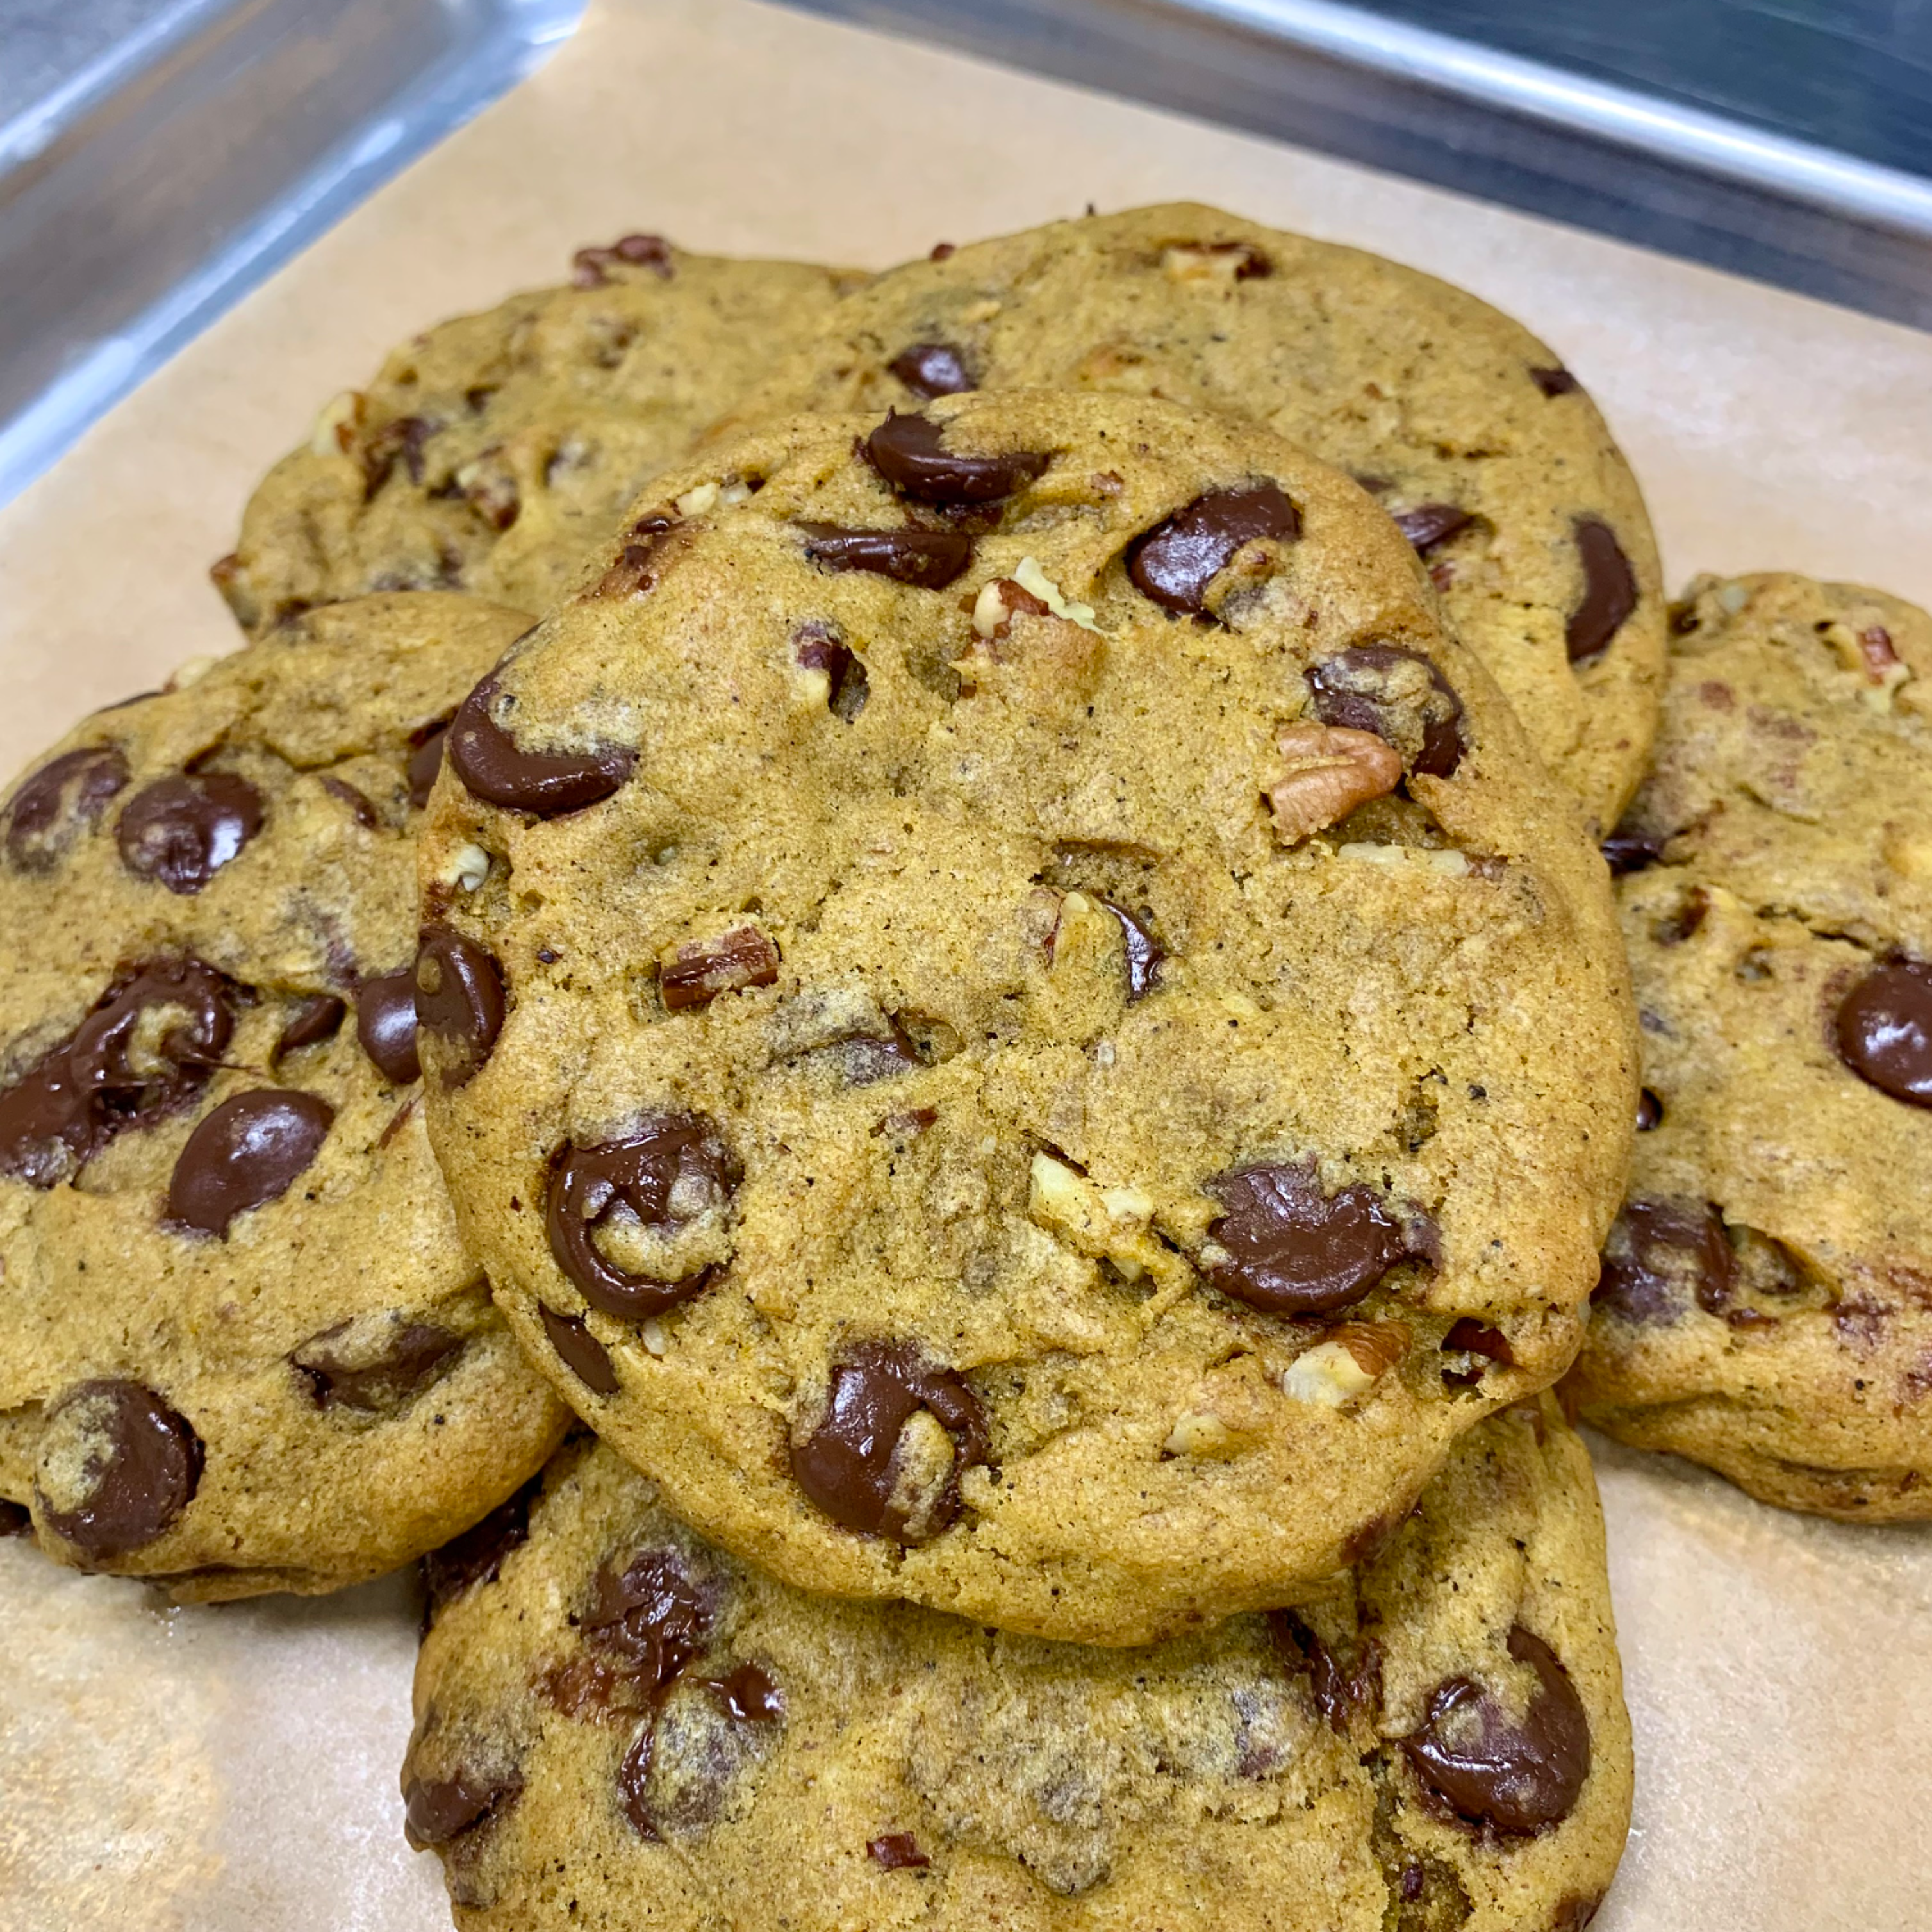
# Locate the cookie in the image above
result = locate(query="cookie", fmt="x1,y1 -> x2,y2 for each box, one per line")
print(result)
713,203 -> 1665,832
1568,573 -> 1932,1517
404,1397 -> 1630,1930
415,392 -> 1637,1643
213,238 -> 866,635
0,593 -> 571,1598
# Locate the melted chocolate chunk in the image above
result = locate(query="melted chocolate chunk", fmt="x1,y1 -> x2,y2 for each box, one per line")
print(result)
797,523 -> 974,590
888,342 -> 975,399
545,1116 -> 738,1319
1126,485 -> 1301,615
1307,645 -> 1466,779
402,1769 -> 523,1849
1835,962 -> 1932,1107
363,415 -> 436,490
1565,519 -> 1639,664
1271,1610 -> 1382,1733
4,746 -> 128,871
1069,895 -> 1164,1000
292,1319 -> 459,1411
1635,1088 -> 1663,1132
320,776 -> 377,826
35,1380 -> 203,1559
703,1662 -> 784,1724
1392,504 -> 1473,556
868,1833 -> 931,1870
660,927 -> 780,1012
586,1547 -> 717,1692
414,926 -> 506,1087
117,773 -> 264,893
274,993 -> 346,1061
793,622 -> 870,722
1594,1198 -> 1731,1325
1442,1318 -> 1514,1365
1205,1162 -> 1428,1316
864,411 -> 1049,505
1403,1625 -> 1591,1835
356,969 -> 422,1084
165,1089 -> 334,1236
540,1303 -> 620,1394
407,723 -> 450,808
1530,365 -> 1580,397
790,1341 -> 988,1544
0,1499 -> 29,1536
445,677 -> 635,816
1600,823 -> 1666,875
831,1023 -> 923,1086
422,1472 -> 541,1620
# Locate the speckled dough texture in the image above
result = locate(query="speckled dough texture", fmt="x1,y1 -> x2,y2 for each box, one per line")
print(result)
418,392 -> 1637,1644
215,242 -> 866,636
405,1399 -> 1631,1931
1568,573 -> 1932,1519
716,203 -> 1665,833
0,594 -> 570,1598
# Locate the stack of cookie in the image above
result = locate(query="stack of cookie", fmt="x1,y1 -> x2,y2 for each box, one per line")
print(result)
1,204 -> 1924,1930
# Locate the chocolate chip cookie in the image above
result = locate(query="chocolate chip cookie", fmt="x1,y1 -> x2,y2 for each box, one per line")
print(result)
714,203 -> 1665,832
404,1397 -> 1630,1929
213,238 -> 866,636
0,593 -> 571,1598
1569,573 -> 1932,1518
415,392 -> 1637,1643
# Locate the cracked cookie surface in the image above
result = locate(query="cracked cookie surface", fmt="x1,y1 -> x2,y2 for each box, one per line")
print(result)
215,240 -> 865,636
404,1401 -> 1630,1931
417,392 -> 1636,1644
0,594 -> 570,1598
714,203 -> 1665,833
1569,573 -> 1932,1517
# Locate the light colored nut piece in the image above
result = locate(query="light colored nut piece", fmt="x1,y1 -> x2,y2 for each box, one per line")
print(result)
1162,242 -> 1269,283
1328,1320 -> 1412,1378
1336,843 -> 1471,878
1164,1410 -> 1237,1457
1266,723 -> 1403,843
165,653 -> 220,693
310,389 -> 367,457
1013,556 -> 1103,634
674,480 -> 720,516
973,576 -> 1048,641
436,842 -> 491,893
1028,1153 -> 1186,1294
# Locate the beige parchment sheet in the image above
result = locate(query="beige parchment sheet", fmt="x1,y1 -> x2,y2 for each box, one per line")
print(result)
2,2 -> 1930,1926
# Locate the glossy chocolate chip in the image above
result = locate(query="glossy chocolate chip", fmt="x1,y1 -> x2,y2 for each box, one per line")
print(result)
293,1319 -> 459,1411
794,622 -> 870,722
1307,645 -> 1466,779
165,1089 -> 334,1236
402,1769 -> 523,1849
540,1303 -> 620,1394
445,677 -> 635,816
414,926 -> 506,1087
704,1662 -> 783,1724
586,1546 -> 717,1691
1600,823 -> 1666,875
864,411 -> 1049,506
356,969 -> 422,1084
320,776 -> 377,827
35,1380 -> 203,1560
1635,1088 -> 1663,1132
117,773 -> 264,893
790,1341 -> 988,1544
1593,1198 -> 1731,1325
1530,365 -> 1580,397
1835,962 -> 1932,1107
274,993 -> 346,1061
1095,896 -> 1163,1000
407,723 -> 450,808
1271,1610 -> 1382,1733
660,927 -> 780,1012
1393,504 -> 1473,556
1205,1162 -> 1427,1316
888,342 -> 975,398
1565,518 -> 1639,664
547,1116 -> 738,1319
797,523 -> 974,590
868,1833 -> 931,1870
0,1499 -> 28,1536
4,746 -> 128,870
422,1472 -> 541,1620
1403,1625 -> 1591,1835
1126,485 -> 1301,615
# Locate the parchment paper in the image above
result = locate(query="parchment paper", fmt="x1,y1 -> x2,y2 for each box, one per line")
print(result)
1,3 -> 1929,1926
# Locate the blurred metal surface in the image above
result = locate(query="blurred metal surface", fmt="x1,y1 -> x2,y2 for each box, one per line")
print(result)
0,0 -> 586,505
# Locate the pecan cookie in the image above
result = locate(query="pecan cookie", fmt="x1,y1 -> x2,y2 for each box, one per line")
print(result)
213,238 -> 866,636
714,203 -> 1665,833
0,593 -> 570,1599
1569,573 -> 1932,1518
415,393 -> 1637,1643
404,1398 -> 1631,1930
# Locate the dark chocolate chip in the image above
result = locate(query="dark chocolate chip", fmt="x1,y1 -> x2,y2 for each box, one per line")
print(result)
274,993 -> 346,1062
864,411 -> 1048,506
445,676 -> 635,816
292,1319 -> 459,1411
1651,886 -> 1708,946
0,1498 -> 29,1536
1565,518 -> 1638,664
1635,1088 -> 1662,1132
793,622 -> 870,722
363,415 -> 436,490
546,1116 -> 738,1319
165,1089 -> 334,1236
571,232 -> 673,288
1403,1624 -> 1591,1835
796,523 -> 974,590
1271,1610 -> 1382,1733
660,927 -> 780,1012
116,773 -> 264,893
1205,1162 -> 1428,1316
586,1546 -> 717,1691
1530,365 -> 1581,397
1096,896 -> 1162,1000
1835,962 -> 1932,1107
4,746 -> 129,871
888,342 -> 975,399
831,1023 -> 923,1086
540,1303 -> 620,1394
422,1472 -> 541,1620
320,776 -> 377,827
414,925 -> 506,1087
35,1380 -> 203,1559
1308,645 -> 1466,779
402,1768 -> 523,1849
356,969 -> 422,1084
407,723 -> 450,808
1600,823 -> 1666,875
1126,485 -> 1300,615
1594,1198 -> 1731,1325
1393,504 -> 1473,556
868,1833 -> 931,1870
702,1662 -> 784,1724
790,1340 -> 988,1544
